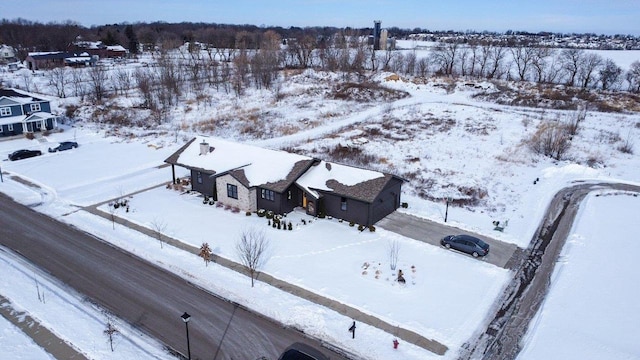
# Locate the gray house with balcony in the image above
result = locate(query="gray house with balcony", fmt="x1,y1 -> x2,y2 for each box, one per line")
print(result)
0,89 -> 58,137
165,137 -> 405,226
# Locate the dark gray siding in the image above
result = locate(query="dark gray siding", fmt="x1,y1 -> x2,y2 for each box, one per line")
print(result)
190,169 -> 216,198
369,177 -> 403,224
256,185 -> 302,214
321,192 -> 371,225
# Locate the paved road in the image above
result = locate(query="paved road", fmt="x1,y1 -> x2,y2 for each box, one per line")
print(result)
378,212 -> 523,269
0,192 -> 349,360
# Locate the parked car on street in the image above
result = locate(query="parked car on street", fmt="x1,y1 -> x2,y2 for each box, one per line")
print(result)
441,234 -> 490,258
278,343 -> 330,360
48,141 -> 78,152
8,149 -> 42,161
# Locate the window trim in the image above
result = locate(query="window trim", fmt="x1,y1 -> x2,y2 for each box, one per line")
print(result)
227,184 -> 238,199
340,197 -> 347,211
0,107 -> 11,116
8,124 -> 13,131
196,171 -> 203,184
261,188 -> 275,201
30,103 -> 41,112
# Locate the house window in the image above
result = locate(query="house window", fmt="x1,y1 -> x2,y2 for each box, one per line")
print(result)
287,190 -> 292,200
341,197 -> 347,211
0,107 -> 11,116
261,189 -> 275,201
227,184 -> 238,199
196,171 -> 203,184
8,124 -> 13,131
30,103 -> 41,112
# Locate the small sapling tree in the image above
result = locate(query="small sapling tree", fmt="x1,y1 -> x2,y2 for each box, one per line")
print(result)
151,218 -> 168,248
236,228 -> 270,287
199,242 -> 212,266
388,239 -> 401,271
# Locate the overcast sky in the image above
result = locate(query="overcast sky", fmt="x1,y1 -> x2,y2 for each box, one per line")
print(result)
2,0 -> 639,35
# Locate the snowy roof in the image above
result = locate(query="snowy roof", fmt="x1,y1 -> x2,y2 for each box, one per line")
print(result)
0,114 -> 26,126
295,160 -> 394,202
64,57 -> 93,63
166,137 -> 402,202
0,112 -> 56,126
107,45 -> 127,52
165,137 -> 314,190
0,88 -> 47,104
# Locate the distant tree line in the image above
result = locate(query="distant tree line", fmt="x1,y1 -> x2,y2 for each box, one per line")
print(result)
4,18 -> 640,114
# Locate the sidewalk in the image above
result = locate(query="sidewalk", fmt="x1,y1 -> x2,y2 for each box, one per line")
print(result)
84,189 -> 449,356
0,294 -> 89,360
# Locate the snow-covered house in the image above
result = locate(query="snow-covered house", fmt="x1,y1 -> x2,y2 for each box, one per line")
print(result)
0,44 -> 17,64
165,137 -> 404,225
0,88 -> 59,136
25,51 -> 97,70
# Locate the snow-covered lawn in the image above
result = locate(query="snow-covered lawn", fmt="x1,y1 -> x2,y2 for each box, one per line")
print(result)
101,186 -> 511,347
518,191 -> 640,360
0,248 -> 175,360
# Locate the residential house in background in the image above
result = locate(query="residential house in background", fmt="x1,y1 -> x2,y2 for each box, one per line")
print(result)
0,44 -> 17,64
165,137 -> 405,226
71,40 -> 128,59
0,88 -> 59,136
25,51 -> 98,70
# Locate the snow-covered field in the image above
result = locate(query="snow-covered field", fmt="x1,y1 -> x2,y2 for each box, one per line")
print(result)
1,52 -> 640,359
518,191 -> 640,360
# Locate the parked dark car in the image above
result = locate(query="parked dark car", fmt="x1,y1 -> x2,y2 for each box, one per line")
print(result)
278,343 -> 330,360
8,149 -> 42,161
48,141 -> 78,152
441,234 -> 490,258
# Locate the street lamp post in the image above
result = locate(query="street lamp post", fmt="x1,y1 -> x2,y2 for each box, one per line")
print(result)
181,312 -> 191,360
444,197 -> 452,223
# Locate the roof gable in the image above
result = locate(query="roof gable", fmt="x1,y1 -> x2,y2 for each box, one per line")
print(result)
0,96 -> 21,106
165,137 -> 312,189
296,160 -> 391,203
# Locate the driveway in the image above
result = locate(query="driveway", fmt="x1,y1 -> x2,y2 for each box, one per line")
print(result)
377,211 -> 523,270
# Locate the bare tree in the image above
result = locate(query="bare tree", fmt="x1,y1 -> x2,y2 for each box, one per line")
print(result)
288,35 -> 316,69
599,58 -> 622,91
107,201 -> 118,229
112,68 -> 132,96
103,313 -> 120,352
88,65 -> 109,103
530,47 -> 554,83
133,67 -> 156,109
150,218 -> 168,248
577,53 -> 603,89
559,48 -> 584,87
431,42 -> 459,76
236,228 -> 270,287
47,66 -> 69,98
388,239 -> 401,271
486,45 -> 508,79
70,68 -> 87,99
199,242 -> 212,266
626,61 -> 640,93
510,46 -> 536,81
